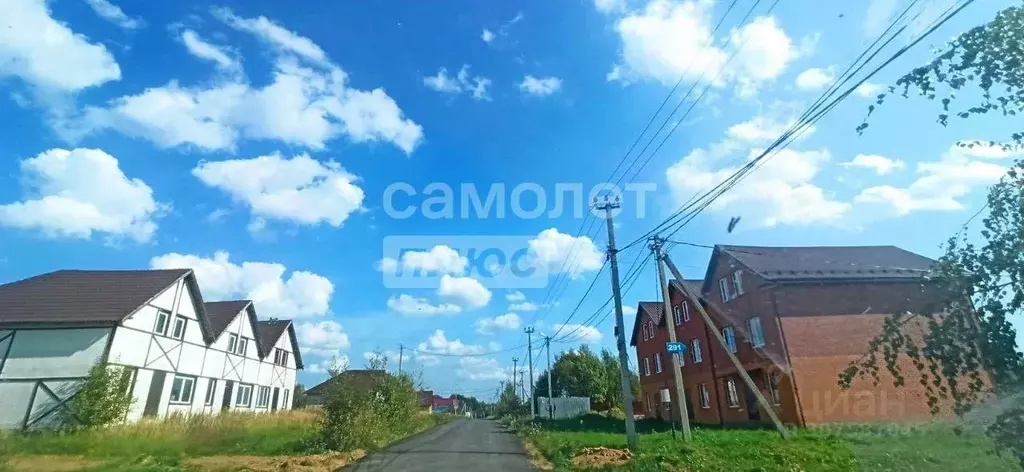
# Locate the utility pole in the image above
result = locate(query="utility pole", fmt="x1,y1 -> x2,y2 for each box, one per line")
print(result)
398,344 -> 404,374
526,327 -> 536,418
660,252 -> 790,439
596,196 -> 638,449
512,357 -> 519,403
545,335 -> 554,420
519,370 -> 526,404
652,237 -> 692,441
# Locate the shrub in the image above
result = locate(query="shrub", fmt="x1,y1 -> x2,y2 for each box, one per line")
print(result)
67,362 -> 134,428
319,370 -> 422,451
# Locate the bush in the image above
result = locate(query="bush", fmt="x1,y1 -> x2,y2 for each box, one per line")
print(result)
319,371 -> 423,451
67,362 -> 134,428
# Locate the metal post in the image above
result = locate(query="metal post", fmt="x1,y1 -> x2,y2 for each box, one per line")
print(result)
546,335 -> 554,420
652,237 -> 692,441
597,197 -> 638,449
660,252 -> 790,439
526,327 -> 536,418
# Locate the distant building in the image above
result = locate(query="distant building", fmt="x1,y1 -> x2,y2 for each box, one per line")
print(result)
304,369 -> 387,406
431,394 -> 459,413
632,245 -> 951,426
417,390 -> 434,413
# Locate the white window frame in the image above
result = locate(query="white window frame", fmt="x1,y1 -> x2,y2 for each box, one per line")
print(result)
171,315 -> 187,340
237,337 -> 249,357
227,333 -> 238,353
169,375 -> 196,405
274,348 -> 290,367
204,379 -> 217,406
767,371 -> 781,405
654,353 -> 663,373
698,383 -> 710,409
682,302 -> 691,322
747,316 -> 765,348
732,270 -> 744,296
154,309 -> 171,336
723,326 -> 737,353
725,378 -> 740,408
673,306 -> 682,326
235,384 -> 253,407
642,322 -> 649,341
719,277 -> 732,302
255,385 -> 271,408
643,357 -> 650,376
691,339 -> 702,363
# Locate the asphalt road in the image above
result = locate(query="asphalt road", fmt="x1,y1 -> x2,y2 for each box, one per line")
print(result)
341,418 -> 534,471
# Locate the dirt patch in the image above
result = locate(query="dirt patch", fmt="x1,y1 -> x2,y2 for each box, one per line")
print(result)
522,440 -> 554,471
570,447 -> 634,469
184,450 -> 366,472
2,455 -> 104,471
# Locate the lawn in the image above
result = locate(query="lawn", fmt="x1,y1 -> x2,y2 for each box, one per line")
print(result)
0,409 -> 446,471
519,415 -> 1021,471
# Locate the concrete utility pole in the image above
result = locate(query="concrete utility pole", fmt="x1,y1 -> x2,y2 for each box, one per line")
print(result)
660,252 -> 790,439
526,327 -> 536,418
545,335 -> 554,420
519,370 -> 526,404
596,196 -> 638,449
652,237 -> 692,441
398,344 -> 404,374
512,357 -> 519,403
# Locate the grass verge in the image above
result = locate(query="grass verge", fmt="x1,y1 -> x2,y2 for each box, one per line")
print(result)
514,414 -> 1021,471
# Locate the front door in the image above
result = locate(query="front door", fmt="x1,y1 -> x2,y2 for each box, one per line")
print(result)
271,388 -> 280,411
222,380 -> 234,411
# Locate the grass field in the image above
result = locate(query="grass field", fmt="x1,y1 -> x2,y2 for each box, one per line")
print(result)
0,409 -> 445,471
520,415 -> 1022,471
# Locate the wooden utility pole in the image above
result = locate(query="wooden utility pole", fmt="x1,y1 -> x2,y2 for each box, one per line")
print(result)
652,237 -> 692,441
596,197 -> 638,449
526,327 -> 536,418
546,335 -> 554,420
660,252 -> 790,439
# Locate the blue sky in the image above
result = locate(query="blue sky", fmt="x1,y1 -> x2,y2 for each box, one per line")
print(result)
0,0 -> 1019,399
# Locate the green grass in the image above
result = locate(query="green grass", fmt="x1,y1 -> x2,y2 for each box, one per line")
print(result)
521,415 -> 1022,471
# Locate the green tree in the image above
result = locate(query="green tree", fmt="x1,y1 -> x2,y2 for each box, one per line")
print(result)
293,384 -> 307,409
845,4 -> 1024,465
532,346 -> 637,412
319,369 -> 420,451
495,381 -> 526,417
68,362 -> 134,428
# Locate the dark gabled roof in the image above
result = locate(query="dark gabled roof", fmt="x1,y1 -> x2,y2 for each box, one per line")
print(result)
307,369 -> 386,397
204,300 -> 251,338
629,279 -> 702,346
256,319 -> 304,370
0,269 -> 191,325
714,245 -> 935,284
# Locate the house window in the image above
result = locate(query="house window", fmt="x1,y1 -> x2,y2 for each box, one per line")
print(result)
643,357 -> 650,376
654,353 -> 663,373
673,306 -> 682,325
154,309 -> 171,335
682,302 -> 691,322
732,270 -> 744,296
767,372 -> 781,405
698,383 -> 710,409
205,379 -> 217,406
274,348 -> 290,367
691,339 -> 703,363
227,333 -> 238,353
747,317 -> 765,347
255,386 -> 271,408
642,322 -> 649,341
237,338 -> 249,357
646,392 -> 652,413
725,378 -> 740,408
719,277 -> 732,302
235,384 -> 253,407
171,315 -> 187,340
283,389 -> 290,408
169,375 -> 196,404
722,326 -> 737,353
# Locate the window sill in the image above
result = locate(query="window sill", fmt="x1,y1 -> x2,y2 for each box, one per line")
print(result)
169,400 -> 192,405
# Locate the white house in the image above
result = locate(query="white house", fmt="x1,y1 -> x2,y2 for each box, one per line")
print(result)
0,269 -> 303,429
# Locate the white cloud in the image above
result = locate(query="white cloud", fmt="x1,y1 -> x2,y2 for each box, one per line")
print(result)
864,0 -> 898,37
609,0 -> 798,97
795,67 -> 834,91
0,148 -> 161,242
306,355 -> 349,374
623,305 -> 638,316
854,143 -> 1018,215
509,302 -> 539,312
458,357 -> 509,380
387,294 -> 462,316
856,82 -> 885,98
0,0 -> 120,91
180,30 -> 239,73
481,29 -> 496,43
84,0 -> 143,29
72,9 -> 422,154
518,76 -> 563,96
725,103 -> 815,144
527,228 -> 604,279
417,330 -> 485,356
378,245 -> 468,275
476,313 -> 523,334
423,65 -> 492,101
296,320 -> 349,357
150,251 -> 334,318
438,275 -> 492,309
594,0 -> 628,14
841,154 -> 905,175
952,141 -> 1024,160
193,153 -> 364,231
506,291 -> 527,302
553,324 -> 603,343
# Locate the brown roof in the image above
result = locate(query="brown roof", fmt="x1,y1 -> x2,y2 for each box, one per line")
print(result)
0,269 -> 191,324
307,369 -> 386,397
255,320 -> 304,369
717,245 -> 934,282
204,300 -> 250,338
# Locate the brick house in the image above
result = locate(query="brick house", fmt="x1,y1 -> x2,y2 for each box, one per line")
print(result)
631,245 -> 946,427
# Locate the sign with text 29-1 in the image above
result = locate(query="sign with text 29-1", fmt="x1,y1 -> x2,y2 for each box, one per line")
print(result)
666,342 -> 686,354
